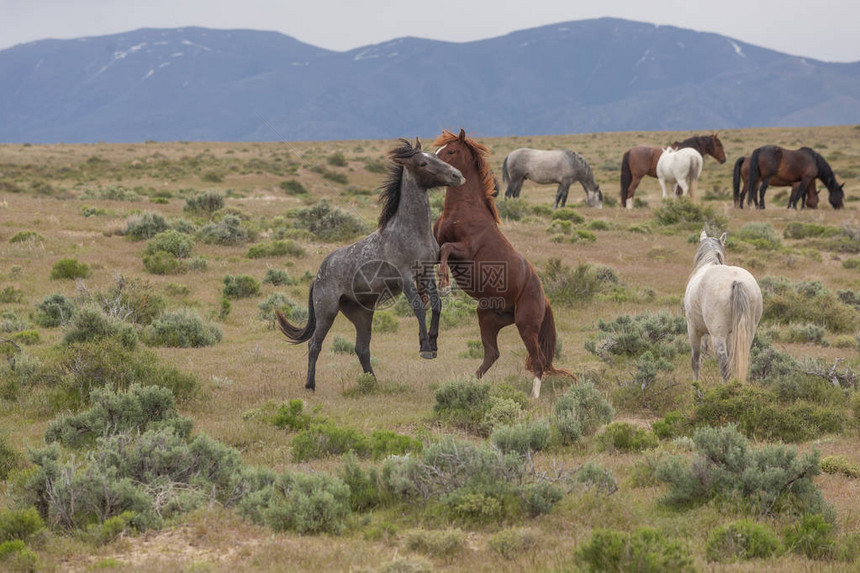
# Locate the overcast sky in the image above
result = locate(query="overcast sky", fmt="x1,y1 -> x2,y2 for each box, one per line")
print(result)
3,0 -> 859,62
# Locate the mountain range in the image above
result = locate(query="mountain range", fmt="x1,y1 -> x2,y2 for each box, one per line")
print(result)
1,18 -> 858,143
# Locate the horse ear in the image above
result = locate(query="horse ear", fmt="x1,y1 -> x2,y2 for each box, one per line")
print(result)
415,137 -> 422,151
699,229 -> 708,241
458,129 -> 466,143
719,232 -> 727,245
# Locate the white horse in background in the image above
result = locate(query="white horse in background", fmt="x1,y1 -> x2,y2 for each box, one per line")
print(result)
657,147 -> 703,200
684,229 -> 762,382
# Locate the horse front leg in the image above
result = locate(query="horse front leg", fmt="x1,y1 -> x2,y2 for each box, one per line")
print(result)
401,274 -> 433,359
438,241 -> 469,296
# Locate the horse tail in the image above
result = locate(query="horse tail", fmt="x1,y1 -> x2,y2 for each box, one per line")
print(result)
275,282 -> 316,344
728,281 -> 754,383
525,299 -> 575,380
747,147 -> 763,206
501,155 -> 510,185
620,150 -> 632,206
732,156 -> 744,206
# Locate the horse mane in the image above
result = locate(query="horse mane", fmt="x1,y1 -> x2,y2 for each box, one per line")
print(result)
378,138 -> 422,229
673,135 -> 714,156
692,238 -> 725,274
433,130 -> 500,223
799,147 -> 838,191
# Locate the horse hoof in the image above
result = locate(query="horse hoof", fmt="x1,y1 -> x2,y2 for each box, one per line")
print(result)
440,286 -> 451,297
420,351 -> 436,359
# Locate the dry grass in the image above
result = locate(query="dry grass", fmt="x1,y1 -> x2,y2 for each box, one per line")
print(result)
1,125 -> 859,571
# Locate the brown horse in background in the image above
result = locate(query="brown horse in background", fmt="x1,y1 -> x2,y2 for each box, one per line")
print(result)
433,129 -> 572,398
620,133 -> 727,208
732,156 -> 819,209
745,145 -> 844,209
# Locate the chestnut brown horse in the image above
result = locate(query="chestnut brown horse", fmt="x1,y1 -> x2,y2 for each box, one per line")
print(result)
433,129 -> 571,398
620,133 -> 727,208
745,145 -> 844,209
732,156 -> 819,209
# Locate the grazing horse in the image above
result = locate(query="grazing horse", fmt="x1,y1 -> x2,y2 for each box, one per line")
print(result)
501,148 -> 603,208
732,156 -> 819,208
276,138 -> 465,390
656,147 -> 703,200
620,133 -> 726,208
745,145 -> 844,209
685,229 -> 762,382
433,129 -> 572,398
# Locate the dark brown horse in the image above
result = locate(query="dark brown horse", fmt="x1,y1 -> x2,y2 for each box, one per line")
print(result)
732,156 -> 819,209
620,133 -> 727,208
433,129 -> 571,398
746,145 -> 844,209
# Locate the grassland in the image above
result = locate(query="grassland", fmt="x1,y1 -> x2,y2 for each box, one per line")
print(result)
0,125 -> 859,571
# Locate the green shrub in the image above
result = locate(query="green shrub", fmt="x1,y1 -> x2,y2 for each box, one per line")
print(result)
596,422 -> 659,453
0,311 -> 28,333
0,539 -> 37,569
587,219 -> 613,231
125,212 -> 168,240
0,286 -> 23,304
762,276 -> 858,333
247,240 -> 306,259
552,381 -> 614,445
292,199 -> 368,242
279,179 -> 308,195
372,311 -> 399,333
843,258 -> 860,269
576,462 -> 618,494
327,152 -> 348,167
201,171 -> 223,183
433,378 -> 524,435
84,275 -> 166,326
291,421 -> 420,462
784,513 -> 836,559
222,274 -> 261,299
404,528 -> 466,558
653,197 -> 727,228
9,231 -> 44,244
331,334 -> 355,354
262,268 -> 295,286
35,293 -> 76,328
354,372 -> 377,394
144,230 -> 195,258
10,330 -> 39,346
786,323 -> 828,345
142,310 -> 222,348
820,455 -> 860,478
63,306 -> 138,350
496,198 -> 529,221
736,223 -> 782,250
0,507 -> 44,543
552,207 -> 585,223
197,215 -> 248,245
271,400 -> 318,431
45,384 -> 190,449
490,421 -> 551,456
143,251 -> 185,275
705,519 -> 780,562
50,258 -> 91,280
184,190 -> 224,214
0,435 -> 21,481
252,471 -> 351,534
339,454 -> 381,511
488,527 -> 540,559
655,424 -> 825,515
541,259 -> 622,306
585,311 -> 686,360
577,527 -> 694,573
784,222 -> 841,239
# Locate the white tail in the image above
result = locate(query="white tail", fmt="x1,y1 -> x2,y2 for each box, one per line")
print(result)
728,280 -> 754,382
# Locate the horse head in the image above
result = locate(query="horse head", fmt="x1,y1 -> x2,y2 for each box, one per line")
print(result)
586,184 -> 603,208
829,182 -> 845,209
390,137 -> 464,190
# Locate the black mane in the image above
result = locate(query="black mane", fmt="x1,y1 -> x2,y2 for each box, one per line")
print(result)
673,135 -> 715,156
800,147 -> 838,192
378,139 -> 422,229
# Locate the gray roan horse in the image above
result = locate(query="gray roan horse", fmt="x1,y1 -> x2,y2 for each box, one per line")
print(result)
276,138 -> 465,390
684,229 -> 762,383
502,148 -> 603,208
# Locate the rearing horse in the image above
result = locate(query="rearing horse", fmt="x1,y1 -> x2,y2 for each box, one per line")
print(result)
620,133 -> 726,208
433,129 -> 572,398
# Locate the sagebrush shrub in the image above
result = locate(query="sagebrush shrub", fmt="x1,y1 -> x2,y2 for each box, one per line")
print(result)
222,274 -> 261,299
50,258 -> 91,280
496,198 -> 529,221
706,519 -> 780,562
490,421 -> 551,456
125,211 -> 168,240
655,424 -> 825,516
0,286 -> 23,304
184,190 -> 224,214
585,311 -> 686,360
372,311 -> 399,333
143,251 -> 185,275
9,231 -> 44,244
291,199 -> 368,242
552,381 -> 614,445
653,197 -> 727,228
247,240 -> 306,259
330,334 -> 354,354
279,179 -> 308,195
596,422 -> 659,453
761,275 -> 858,333
63,306 -> 138,350
142,310 -> 222,348
736,223 -> 782,250
197,215 -> 248,245
144,230 -> 195,259
34,294 -> 76,327
541,258 -> 621,306
262,268 -> 295,286
576,462 -> 618,494
84,275 -> 166,326
488,527 -> 540,559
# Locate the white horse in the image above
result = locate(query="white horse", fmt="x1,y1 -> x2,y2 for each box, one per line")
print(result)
684,230 -> 762,382
656,147 -> 703,200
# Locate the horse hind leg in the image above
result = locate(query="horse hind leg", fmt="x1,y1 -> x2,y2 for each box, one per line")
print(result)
475,307 -> 514,379
305,297 -> 340,391
340,301 -> 375,376
712,336 -> 731,381
626,175 -> 644,209
688,327 -> 703,381
554,183 -> 570,209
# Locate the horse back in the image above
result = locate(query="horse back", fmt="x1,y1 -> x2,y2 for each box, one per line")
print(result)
625,145 -> 661,178
687,265 -> 762,327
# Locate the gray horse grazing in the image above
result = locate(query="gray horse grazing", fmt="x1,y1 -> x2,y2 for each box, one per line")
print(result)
502,148 -> 602,208
276,138 -> 465,390
684,230 -> 762,382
